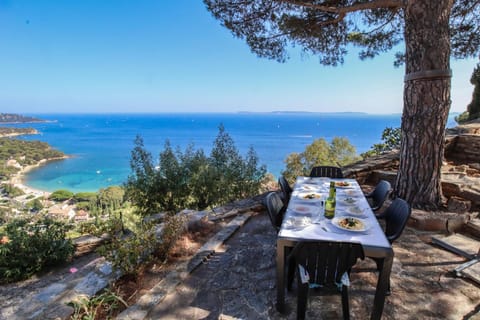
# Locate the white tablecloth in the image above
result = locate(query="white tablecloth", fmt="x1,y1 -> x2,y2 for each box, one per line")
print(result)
278,176 -> 390,249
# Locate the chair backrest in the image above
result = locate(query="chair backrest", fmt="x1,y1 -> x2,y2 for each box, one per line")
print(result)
370,180 -> 391,211
264,192 -> 285,232
278,176 -> 293,205
291,241 -> 364,286
383,198 -> 412,243
309,166 -> 343,178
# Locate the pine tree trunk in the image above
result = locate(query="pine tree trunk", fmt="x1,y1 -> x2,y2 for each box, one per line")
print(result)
395,0 -> 453,210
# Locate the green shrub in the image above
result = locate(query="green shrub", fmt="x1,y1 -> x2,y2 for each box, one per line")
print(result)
75,218 -> 123,237
155,214 -> 187,261
97,221 -> 157,277
0,217 -> 74,283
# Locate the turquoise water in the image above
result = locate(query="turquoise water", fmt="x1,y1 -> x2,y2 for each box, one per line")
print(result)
9,112 -> 413,193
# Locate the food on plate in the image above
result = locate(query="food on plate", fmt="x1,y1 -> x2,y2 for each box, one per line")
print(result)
344,197 -> 356,204
335,181 -> 350,187
338,217 -> 364,230
303,193 -> 321,199
348,206 -> 363,214
294,205 -> 312,213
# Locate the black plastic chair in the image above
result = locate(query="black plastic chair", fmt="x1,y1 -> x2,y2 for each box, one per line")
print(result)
264,192 -> 285,233
309,166 -> 343,178
278,176 -> 293,206
373,198 -> 411,294
376,197 -> 411,243
265,190 -> 297,293
289,241 -> 365,320
365,180 -> 391,212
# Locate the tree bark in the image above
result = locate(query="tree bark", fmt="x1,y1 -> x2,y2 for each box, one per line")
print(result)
395,0 -> 453,210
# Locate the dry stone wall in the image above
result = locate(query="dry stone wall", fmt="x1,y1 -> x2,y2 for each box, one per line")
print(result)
446,134 -> 480,164
342,131 -> 480,213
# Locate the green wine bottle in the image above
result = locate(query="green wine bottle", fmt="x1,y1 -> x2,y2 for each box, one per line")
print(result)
324,181 -> 336,219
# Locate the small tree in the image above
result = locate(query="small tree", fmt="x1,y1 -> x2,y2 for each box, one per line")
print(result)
362,127 -> 402,158
282,137 -> 360,182
467,63 -> 480,121
26,198 -> 44,213
124,135 -> 160,216
97,186 -> 125,214
49,189 -> 74,202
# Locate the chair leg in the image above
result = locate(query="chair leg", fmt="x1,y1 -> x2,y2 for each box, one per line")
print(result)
341,285 -> 350,320
296,280 -> 309,320
287,257 -> 296,291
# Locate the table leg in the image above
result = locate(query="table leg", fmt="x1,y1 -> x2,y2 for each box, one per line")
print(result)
276,239 -> 286,313
371,251 -> 394,320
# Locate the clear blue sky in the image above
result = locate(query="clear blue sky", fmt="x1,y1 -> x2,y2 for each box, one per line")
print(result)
0,0 -> 477,114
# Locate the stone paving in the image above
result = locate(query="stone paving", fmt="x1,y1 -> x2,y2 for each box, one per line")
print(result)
0,252 -> 117,320
1,208 -> 480,319
143,212 -> 480,320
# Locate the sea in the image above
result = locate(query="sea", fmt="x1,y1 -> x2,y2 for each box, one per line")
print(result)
7,112 -> 458,193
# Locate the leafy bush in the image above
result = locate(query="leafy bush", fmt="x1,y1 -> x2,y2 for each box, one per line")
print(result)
282,137 -> 361,183
75,217 -> 123,237
125,125 -> 266,215
0,217 -> 74,283
361,127 -> 401,158
155,214 -> 187,261
97,221 -> 157,277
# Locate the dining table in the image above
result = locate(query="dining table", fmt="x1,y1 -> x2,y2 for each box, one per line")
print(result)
276,176 -> 393,320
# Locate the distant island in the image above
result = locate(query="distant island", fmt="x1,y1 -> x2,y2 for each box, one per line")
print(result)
236,111 -> 371,115
0,113 -> 49,124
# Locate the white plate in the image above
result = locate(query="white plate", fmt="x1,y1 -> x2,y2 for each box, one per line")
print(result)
292,204 -> 318,215
299,184 -> 319,191
334,181 -> 355,189
296,192 -> 323,202
332,216 -> 369,232
340,197 -> 357,205
347,206 -> 366,216
284,217 -> 311,229
344,190 -> 358,196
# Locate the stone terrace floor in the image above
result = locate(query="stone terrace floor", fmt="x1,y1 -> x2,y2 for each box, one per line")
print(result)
146,211 -> 480,320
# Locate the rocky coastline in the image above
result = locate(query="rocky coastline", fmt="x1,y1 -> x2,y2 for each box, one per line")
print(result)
0,128 -> 39,138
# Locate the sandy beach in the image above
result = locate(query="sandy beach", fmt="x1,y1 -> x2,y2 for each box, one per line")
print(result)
8,157 -> 69,198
